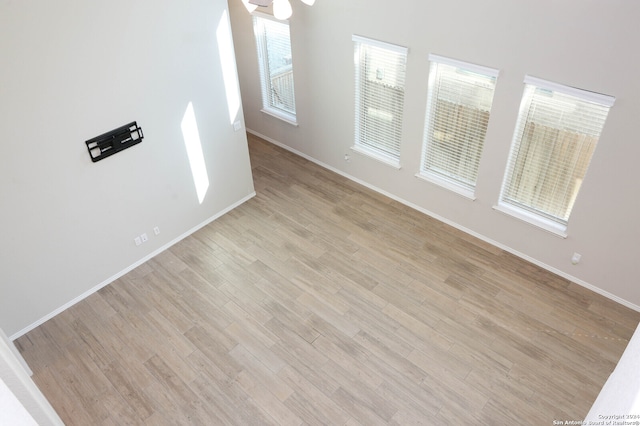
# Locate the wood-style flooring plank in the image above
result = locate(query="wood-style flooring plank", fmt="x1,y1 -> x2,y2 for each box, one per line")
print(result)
15,133 -> 640,425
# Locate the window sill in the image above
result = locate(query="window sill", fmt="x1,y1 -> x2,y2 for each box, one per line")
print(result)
351,145 -> 401,169
261,108 -> 298,127
493,202 -> 568,238
415,172 -> 476,200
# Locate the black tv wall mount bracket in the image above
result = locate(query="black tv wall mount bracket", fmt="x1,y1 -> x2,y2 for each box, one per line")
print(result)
86,121 -> 143,162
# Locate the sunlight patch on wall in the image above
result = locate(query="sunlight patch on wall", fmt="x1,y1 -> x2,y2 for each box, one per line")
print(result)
217,9 -> 241,125
181,102 -> 210,204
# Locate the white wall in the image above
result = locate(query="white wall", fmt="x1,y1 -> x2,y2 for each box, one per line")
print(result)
0,0 -> 255,337
229,0 -> 640,309
0,329 -> 63,425
585,323 -> 640,419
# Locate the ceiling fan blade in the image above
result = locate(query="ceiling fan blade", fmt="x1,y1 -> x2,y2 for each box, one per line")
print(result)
248,0 -> 273,6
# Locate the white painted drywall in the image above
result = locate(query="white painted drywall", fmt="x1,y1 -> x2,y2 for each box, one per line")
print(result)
0,0 -> 254,337
228,0 -> 640,309
585,323 -> 640,419
0,329 -> 63,425
0,378 -> 39,426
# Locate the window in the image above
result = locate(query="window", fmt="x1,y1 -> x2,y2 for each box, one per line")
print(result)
497,76 -> 614,236
418,55 -> 498,198
253,13 -> 297,124
353,35 -> 408,168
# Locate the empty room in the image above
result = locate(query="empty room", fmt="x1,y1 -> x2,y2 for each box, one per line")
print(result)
1,0 -> 640,424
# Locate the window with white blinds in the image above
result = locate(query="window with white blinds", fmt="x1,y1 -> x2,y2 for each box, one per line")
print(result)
419,55 -> 498,198
353,35 -> 408,167
498,76 -> 614,235
253,13 -> 297,124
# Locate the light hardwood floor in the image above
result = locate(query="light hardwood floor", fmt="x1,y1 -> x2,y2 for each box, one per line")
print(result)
16,134 -> 640,425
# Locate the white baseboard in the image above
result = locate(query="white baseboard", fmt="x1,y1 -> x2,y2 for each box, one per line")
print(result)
10,192 -> 256,341
247,128 -> 640,314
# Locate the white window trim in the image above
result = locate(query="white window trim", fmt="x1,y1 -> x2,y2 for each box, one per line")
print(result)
351,35 -> 408,168
493,202 -> 568,238
418,55 -> 498,199
351,145 -> 401,169
260,108 -> 299,127
524,75 -> 615,107
415,171 -> 476,200
428,54 -> 500,78
496,76 -> 614,237
352,35 -> 409,56
252,10 -> 281,21
253,12 -> 298,125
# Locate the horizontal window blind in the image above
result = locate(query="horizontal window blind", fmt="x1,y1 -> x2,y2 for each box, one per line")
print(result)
353,35 -> 408,162
420,56 -> 498,193
254,14 -> 296,120
500,77 -> 614,226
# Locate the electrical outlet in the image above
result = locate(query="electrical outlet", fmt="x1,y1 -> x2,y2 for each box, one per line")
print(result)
153,226 -> 160,235
571,252 -> 581,265
141,233 -> 148,243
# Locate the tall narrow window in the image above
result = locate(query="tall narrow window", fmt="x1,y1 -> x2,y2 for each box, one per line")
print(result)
353,35 -> 408,168
253,13 -> 297,124
419,55 -> 498,198
497,76 -> 614,236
